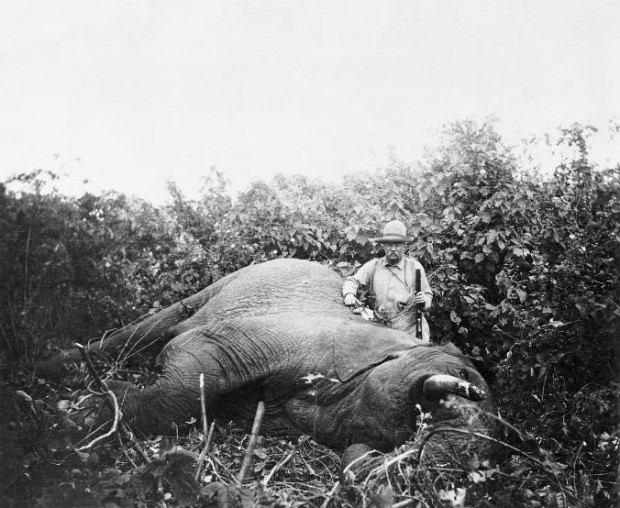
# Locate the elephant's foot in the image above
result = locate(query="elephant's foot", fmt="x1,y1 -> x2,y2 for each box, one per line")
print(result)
340,443 -> 381,483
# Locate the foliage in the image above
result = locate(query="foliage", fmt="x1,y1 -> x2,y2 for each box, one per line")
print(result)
0,119 -> 618,506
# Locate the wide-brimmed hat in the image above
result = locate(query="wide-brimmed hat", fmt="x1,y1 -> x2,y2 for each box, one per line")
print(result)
374,220 -> 410,243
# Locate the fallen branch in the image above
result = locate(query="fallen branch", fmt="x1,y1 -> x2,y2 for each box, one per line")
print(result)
320,481 -> 341,508
362,448 -> 415,489
76,389 -> 121,451
262,446 -> 296,486
392,500 -> 417,508
74,342 -> 123,452
195,421 -> 216,482
162,446 -> 200,461
121,422 -> 150,463
200,373 -> 209,438
297,451 -> 318,476
236,401 -> 265,484
75,342 -> 106,392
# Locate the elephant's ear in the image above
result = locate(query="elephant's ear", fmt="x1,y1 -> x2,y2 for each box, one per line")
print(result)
334,321 -> 416,382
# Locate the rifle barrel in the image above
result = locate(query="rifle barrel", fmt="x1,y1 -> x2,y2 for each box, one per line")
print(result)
415,268 -> 422,339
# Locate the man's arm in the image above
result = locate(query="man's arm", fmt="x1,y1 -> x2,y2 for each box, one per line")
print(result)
342,260 -> 376,306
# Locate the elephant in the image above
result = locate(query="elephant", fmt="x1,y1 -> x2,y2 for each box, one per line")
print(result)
37,259 -> 495,456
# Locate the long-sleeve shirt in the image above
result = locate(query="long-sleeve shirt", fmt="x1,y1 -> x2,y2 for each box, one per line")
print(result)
342,256 -> 432,314
342,256 -> 432,344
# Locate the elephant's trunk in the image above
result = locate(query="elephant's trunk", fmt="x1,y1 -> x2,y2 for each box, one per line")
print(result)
422,374 -> 487,401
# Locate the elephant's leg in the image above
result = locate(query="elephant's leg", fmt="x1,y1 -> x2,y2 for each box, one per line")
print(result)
90,327 -> 253,436
34,272 -> 242,379
79,380 -> 201,436
114,381 -> 202,435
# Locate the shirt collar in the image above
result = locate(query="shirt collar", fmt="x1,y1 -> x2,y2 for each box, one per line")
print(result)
381,256 -> 406,270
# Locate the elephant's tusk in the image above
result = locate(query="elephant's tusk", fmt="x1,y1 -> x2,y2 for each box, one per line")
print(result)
423,374 -> 487,401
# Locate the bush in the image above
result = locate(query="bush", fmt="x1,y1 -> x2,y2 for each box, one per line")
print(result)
1,120 -> 617,506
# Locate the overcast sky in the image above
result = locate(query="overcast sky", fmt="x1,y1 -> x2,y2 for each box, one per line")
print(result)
1,0 -> 619,203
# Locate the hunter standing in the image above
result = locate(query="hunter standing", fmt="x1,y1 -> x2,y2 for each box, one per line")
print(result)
342,220 -> 433,342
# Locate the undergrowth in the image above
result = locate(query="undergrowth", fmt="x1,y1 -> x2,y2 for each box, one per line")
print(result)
1,121 -> 618,506
1,360 -> 617,508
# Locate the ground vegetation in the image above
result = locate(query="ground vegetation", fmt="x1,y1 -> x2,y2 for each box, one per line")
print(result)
0,120 -> 617,507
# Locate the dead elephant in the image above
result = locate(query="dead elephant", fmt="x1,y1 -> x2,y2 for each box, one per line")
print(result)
37,259 -> 495,457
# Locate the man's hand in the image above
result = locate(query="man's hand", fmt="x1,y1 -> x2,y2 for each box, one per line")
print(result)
344,293 -> 361,307
413,291 -> 428,307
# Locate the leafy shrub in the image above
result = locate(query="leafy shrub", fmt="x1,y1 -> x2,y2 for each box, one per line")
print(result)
1,119 -> 618,506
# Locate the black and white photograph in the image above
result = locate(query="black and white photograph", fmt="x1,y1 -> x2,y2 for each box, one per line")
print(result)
1,1 -> 618,506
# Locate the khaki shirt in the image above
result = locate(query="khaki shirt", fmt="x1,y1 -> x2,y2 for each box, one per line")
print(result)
342,256 -> 433,341
342,256 -> 432,314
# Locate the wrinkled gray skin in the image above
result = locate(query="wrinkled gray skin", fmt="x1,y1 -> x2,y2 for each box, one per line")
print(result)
37,259 -> 495,453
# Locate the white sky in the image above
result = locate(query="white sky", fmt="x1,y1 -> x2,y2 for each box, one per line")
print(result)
1,0 -> 619,203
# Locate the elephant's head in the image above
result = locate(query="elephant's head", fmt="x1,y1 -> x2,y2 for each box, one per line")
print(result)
342,342 -> 495,457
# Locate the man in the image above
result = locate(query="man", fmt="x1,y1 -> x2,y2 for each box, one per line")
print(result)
342,220 -> 433,341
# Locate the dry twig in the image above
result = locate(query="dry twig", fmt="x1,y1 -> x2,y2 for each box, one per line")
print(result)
200,373 -> 209,437
195,421 -> 216,482
121,422 -> 151,463
237,401 -> 265,484
262,446 -> 296,486
73,342 -> 124,452
76,389 -> 121,451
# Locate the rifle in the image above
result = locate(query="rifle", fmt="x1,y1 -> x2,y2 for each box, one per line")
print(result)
414,268 -> 423,339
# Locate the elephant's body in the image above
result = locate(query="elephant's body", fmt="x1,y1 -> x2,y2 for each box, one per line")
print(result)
40,259 -> 495,452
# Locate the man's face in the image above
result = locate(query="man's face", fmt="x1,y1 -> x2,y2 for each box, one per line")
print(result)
382,242 -> 406,265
